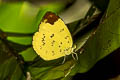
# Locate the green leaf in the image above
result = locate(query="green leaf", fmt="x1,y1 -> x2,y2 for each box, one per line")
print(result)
0,40 -> 12,64
19,47 -> 37,61
11,64 -> 26,80
0,2 -> 39,33
29,66 -> 54,80
0,57 -> 17,80
7,36 -> 32,45
39,2 -> 65,13
75,30 -> 93,51
0,40 -> 26,80
76,0 -> 120,73
29,60 -> 75,80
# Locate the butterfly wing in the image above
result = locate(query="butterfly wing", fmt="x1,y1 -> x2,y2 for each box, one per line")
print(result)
32,12 -> 73,60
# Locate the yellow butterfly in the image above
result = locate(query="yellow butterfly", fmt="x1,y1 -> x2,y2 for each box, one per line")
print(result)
32,12 -> 77,61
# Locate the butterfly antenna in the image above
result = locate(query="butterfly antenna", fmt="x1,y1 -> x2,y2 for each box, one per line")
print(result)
62,56 -> 66,64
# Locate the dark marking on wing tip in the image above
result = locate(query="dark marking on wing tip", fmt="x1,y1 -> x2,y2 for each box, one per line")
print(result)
42,12 -> 59,25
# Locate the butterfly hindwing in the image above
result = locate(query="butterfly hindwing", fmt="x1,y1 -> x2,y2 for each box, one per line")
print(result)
32,12 -> 73,60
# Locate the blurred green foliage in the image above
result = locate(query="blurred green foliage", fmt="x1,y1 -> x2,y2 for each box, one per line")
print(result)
0,0 -> 120,80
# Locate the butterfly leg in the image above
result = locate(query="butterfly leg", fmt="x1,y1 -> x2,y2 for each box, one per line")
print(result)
72,53 -> 76,60
62,56 -> 66,64
72,52 -> 78,60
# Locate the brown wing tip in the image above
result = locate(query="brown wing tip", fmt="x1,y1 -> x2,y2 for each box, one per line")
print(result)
42,12 -> 59,25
